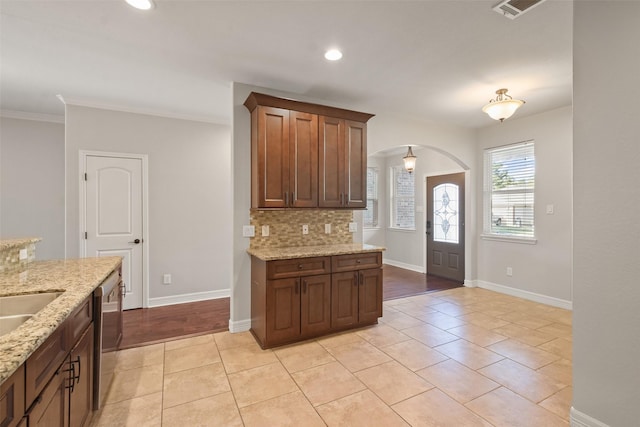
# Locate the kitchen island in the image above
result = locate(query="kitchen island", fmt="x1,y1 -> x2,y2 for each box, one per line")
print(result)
0,256 -> 121,427
248,243 -> 385,348
0,257 -> 122,383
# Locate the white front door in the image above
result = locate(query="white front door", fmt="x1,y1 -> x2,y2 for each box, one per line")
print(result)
83,154 -> 144,310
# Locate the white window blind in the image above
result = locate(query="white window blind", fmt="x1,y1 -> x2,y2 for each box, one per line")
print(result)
364,167 -> 378,228
484,141 -> 535,238
391,165 -> 415,229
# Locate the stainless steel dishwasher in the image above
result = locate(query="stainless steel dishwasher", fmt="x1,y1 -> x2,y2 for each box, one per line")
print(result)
93,269 -> 123,409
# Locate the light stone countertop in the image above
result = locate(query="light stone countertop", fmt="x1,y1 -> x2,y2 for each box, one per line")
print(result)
0,237 -> 41,251
0,257 -> 122,384
247,243 -> 385,261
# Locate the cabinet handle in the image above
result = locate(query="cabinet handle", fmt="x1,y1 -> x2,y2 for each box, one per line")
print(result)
285,191 -> 289,206
302,280 -> 307,293
340,192 -> 344,206
354,272 -> 358,286
295,279 -> 299,294
359,272 -> 364,285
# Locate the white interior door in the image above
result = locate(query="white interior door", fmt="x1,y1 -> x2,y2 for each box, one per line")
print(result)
84,154 -> 144,310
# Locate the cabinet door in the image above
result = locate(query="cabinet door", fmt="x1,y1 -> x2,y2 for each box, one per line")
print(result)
266,277 -> 301,344
331,271 -> 358,328
300,274 -> 331,336
289,111 -> 318,207
27,360 -> 69,427
344,121 -> 367,208
358,268 -> 383,324
0,365 -> 24,427
318,116 -> 346,207
69,324 -> 94,427
255,106 -> 290,208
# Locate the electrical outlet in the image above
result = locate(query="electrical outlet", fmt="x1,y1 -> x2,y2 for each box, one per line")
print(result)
349,222 -> 357,232
325,224 -> 332,234
262,225 -> 270,237
163,274 -> 172,285
19,249 -> 28,260
546,204 -> 554,214
506,267 -> 513,277
242,225 -> 255,237
302,224 -> 309,235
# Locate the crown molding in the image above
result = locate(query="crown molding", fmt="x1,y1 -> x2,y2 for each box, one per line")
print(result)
0,109 -> 64,124
56,94 -> 229,125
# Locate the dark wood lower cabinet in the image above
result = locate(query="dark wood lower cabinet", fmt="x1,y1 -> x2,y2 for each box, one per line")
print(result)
69,324 -> 94,427
251,252 -> 382,348
27,361 -> 69,427
331,268 -> 382,328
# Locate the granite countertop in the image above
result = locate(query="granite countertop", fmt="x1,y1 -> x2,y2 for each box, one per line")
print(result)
247,243 -> 385,261
0,256 -> 122,384
0,237 -> 41,251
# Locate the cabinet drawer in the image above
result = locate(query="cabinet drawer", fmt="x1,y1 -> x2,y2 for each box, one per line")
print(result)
267,257 -> 331,279
332,252 -> 382,272
67,296 -> 93,345
25,322 -> 69,404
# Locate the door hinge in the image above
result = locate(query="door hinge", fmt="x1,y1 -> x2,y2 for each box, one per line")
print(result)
84,173 -> 87,181
84,232 -> 87,239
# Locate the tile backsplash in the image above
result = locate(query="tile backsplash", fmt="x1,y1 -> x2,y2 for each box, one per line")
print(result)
249,210 -> 354,249
0,238 -> 39,273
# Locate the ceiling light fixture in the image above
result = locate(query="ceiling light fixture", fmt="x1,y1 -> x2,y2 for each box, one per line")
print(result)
482,88 -> 525,122
125,0 -> 154,10
324,49 -> 343,61
403,146 -> 417,173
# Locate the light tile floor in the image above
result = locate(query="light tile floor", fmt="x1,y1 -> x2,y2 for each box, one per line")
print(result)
90,287 -> 572,426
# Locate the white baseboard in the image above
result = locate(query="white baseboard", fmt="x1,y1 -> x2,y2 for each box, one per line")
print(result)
570,407 -> 610,427
474,280 -> 572,310
229,319 -> 251,333
383,259 -> 424,273
147,289 -> 230,308
464,279 -> 478,288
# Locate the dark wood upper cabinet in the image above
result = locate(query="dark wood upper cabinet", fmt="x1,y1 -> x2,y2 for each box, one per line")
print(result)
245,92 -> 374,209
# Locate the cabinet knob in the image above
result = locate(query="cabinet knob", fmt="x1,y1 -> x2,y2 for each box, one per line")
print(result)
356,259 -> 361,264
298,264 -> 303,269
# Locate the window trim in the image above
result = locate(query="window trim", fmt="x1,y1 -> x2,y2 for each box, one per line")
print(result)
483,140 -> 536,243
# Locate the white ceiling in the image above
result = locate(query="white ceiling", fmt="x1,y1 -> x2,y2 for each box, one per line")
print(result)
0,0 -> 573,128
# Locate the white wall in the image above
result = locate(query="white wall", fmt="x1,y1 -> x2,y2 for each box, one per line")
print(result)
572,2 -> 640,425
475,106 -> 573,306
0,116 -> 65,260
65,105 -> 232,304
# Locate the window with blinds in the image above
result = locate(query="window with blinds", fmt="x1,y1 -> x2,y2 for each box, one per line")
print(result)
364,167 -> 379,228
484,141 -> 535,238
391,165 -> 415,230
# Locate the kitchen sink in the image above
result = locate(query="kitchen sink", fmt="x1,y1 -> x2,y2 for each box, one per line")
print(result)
0,314 -> 34,336
0,292 -> 61,336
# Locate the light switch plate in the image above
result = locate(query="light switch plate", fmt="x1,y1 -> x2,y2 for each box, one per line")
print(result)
325,224 -> 331,234
546,204 -> 554,214
349,222 -> 357,232
163,274 -> 172,285
242,225 -> 255,237
262,225 -> 270,237
19,248 -> 28,260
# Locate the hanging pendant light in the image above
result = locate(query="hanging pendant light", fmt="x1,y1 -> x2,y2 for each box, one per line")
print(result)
482,88 -> 525,122
403,146 -> 417,173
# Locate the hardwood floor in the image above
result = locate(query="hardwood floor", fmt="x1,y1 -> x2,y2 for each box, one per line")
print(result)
120,265 -> 462,348
120,298 -> 229,349
383,264 -> 463,300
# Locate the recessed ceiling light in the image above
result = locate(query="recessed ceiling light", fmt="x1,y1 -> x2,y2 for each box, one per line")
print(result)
324,49 -> 343,61
125,0 -> 154,10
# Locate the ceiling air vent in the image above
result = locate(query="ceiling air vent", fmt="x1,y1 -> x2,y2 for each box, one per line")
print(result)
493,0 -> 547,19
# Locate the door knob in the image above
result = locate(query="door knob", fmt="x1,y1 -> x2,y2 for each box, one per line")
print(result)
129,238 -> 141,244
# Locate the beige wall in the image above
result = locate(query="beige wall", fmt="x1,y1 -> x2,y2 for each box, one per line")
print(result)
0,117 -> 65,260
475,106 -> 573,306
572,1 -> 640,425
65,105 -> 232,304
